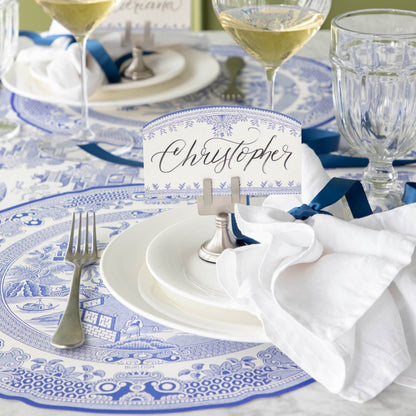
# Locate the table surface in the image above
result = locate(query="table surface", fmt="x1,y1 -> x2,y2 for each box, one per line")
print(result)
0,30 -> 415,416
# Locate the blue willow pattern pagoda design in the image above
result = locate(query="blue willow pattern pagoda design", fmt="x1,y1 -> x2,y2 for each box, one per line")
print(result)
0,185 -> 312,412
0,44 -> 343,412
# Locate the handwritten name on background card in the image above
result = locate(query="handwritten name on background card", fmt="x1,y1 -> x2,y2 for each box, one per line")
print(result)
143,106 -> 302,198
100,0 -> 191,31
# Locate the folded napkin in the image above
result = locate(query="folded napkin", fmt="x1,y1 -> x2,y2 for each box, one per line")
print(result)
217,143 -> 416,402
16,26 -> 209,101
15,32 -> 128,100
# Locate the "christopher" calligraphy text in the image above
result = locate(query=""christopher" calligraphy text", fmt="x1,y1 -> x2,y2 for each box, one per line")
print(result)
150,136 -> 293,174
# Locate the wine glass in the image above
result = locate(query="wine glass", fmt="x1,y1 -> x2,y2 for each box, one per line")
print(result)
34,0 -> 132,160
212,0 -> 332,111
330,9 -> 416,210
0,0 -> 19,139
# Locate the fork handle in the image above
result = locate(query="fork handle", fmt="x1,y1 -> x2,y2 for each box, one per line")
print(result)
226,57 -> 245,85
51,265 -> 84,349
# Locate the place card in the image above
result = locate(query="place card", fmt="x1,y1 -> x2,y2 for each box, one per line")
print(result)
100,0 -> 191,31
142,106 -> 302,198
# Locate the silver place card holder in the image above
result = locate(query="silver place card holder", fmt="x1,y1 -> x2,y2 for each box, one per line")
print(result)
197,177 -> 246,263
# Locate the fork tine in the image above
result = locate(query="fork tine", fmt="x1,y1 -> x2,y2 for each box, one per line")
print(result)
84,213 -> 89,253
67,213 -> 75,255
92,212 -> 97,255
76,213 -> 82,254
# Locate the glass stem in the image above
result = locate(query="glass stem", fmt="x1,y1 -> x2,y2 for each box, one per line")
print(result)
265,67 -> 278,111
362,160 -> 397,195
75,35 -> 94,141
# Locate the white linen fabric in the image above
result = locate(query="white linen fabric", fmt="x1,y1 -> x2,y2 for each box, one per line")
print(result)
216,144 -> 416,402
14,33 -> 125,101
15,37 -> 101,100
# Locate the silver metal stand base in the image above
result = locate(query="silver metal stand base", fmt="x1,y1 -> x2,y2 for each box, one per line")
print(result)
198,213 -> 237,263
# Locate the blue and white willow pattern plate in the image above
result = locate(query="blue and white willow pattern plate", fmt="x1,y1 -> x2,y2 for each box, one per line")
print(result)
0,185 -> 312,413
11,45 -> 334,140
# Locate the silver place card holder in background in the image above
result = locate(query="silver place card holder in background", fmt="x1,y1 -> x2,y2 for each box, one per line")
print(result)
197,177 -> 246,263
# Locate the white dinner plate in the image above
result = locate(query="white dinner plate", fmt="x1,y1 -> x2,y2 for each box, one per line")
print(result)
100,205 -> 268,342
138,264 -> 265,341
3,46 -> 221,108
101,48 -> 186,91
146,215 -> 243,310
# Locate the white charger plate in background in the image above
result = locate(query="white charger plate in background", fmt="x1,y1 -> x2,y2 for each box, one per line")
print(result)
4,46 -> 220,107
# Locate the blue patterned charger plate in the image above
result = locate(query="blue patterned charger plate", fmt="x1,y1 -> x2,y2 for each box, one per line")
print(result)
10,45 -> 334,139
0,184 -> 312,413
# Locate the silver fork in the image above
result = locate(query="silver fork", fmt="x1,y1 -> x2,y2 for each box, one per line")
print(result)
51,212 -> 98,349
222,56 -> 246,102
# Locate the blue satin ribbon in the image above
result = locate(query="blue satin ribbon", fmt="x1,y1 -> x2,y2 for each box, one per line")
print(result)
402,183 -> 416,205
232,177 -> 373,245
302,128 -> 340,155
114,50 -> 155,69
288,177 -> 372,219
79,144 -> 143,167
302,128 -> 416,169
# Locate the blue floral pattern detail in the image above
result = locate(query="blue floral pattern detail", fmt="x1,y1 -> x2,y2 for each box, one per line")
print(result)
0,185 -> 312,412
10,46 -> 334,170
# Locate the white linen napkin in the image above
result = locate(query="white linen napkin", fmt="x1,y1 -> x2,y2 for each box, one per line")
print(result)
15,36 -> 104,100
216,143 -> 416,402
14,33 -> 127,101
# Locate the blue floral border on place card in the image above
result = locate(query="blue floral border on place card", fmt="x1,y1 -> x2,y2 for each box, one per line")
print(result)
143,105 -> 302,199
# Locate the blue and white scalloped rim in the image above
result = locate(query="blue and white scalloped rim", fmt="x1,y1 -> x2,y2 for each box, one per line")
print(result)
0,184 -> 312,413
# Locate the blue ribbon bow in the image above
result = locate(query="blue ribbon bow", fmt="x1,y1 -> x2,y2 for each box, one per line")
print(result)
232,177 -> 373,245
288,177 -> 372,220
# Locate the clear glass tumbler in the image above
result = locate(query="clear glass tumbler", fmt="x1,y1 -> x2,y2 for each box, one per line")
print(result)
330,9 -> 416,210
0,0 -> 19,139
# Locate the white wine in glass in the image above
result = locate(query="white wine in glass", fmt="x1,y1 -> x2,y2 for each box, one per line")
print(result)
213,0 -> 331,111
36,0 -> 116,36
34,0 -> 132,160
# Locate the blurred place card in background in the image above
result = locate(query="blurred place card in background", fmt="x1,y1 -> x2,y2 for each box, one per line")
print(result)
99,0 -> 192,31
143,106 -> 302,198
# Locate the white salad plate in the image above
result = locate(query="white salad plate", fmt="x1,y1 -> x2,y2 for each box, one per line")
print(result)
146,215 -> 243,310
4,46 -> 220,108
100,205 -> 267,342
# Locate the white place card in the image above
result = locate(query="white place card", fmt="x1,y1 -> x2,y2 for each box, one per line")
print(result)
143,106 -> 302,198
99,0 -> 192,31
